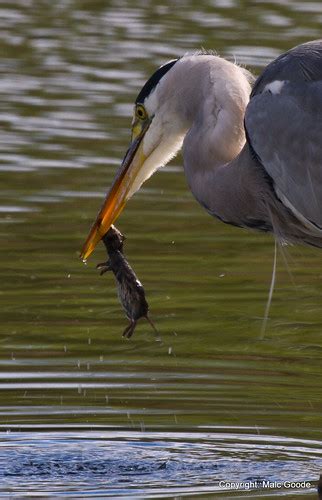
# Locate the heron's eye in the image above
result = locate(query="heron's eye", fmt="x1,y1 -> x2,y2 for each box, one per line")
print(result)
136,104 -> 147,120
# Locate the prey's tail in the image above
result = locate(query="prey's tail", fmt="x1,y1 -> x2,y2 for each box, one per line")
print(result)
145,314 -> 159,335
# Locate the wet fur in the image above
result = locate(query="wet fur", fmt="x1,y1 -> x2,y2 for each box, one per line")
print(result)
97,226 -> 156,338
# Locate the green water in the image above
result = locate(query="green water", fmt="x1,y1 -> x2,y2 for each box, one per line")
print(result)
1,0 -> 322,497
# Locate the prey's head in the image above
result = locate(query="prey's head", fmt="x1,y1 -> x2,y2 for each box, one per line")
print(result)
80,58 -> 187,260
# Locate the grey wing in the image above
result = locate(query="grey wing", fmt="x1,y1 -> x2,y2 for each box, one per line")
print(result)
251,39 -> 322,95
245,46 -> 322,229
245,40 -> 322,228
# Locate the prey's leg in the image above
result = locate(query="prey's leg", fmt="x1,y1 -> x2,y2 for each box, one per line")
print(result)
96,261 -> 112,276
122,322 -> 132,338
122,320 -> 137,339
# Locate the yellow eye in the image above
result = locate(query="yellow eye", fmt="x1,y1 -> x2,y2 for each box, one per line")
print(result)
136,104 -> 147,120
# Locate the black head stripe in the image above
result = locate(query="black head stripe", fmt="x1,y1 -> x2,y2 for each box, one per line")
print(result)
135,59 -> 179,104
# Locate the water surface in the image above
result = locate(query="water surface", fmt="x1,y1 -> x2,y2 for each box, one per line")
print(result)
1,0 -> 322,497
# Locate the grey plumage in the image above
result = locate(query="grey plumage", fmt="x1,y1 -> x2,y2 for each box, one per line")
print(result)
78,40 -> 322,336
251,40 -> 322,94
245,41 -> 322,241
81,39 -> 322,264
179,40 -> 322,247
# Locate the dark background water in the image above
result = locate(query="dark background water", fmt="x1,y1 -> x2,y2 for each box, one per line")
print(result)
1,0 -> 322,497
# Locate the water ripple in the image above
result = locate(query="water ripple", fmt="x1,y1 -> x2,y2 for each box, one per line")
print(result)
0,429 -> 320,498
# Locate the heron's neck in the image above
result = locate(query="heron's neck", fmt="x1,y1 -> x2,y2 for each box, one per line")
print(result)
180,59 -> 255,223
183,84 -> 248,172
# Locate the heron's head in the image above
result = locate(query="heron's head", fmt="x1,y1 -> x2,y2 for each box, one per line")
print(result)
80,54 -> 251,260
80,58 -> 188,260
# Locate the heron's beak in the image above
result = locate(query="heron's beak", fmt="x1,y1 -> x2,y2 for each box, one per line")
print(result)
80,118 -> 152,261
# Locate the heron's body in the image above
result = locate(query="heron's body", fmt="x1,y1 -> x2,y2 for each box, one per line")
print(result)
81,39 -> 322,263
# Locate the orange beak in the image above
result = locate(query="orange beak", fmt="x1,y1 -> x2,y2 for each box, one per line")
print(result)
80,119 -> 151,261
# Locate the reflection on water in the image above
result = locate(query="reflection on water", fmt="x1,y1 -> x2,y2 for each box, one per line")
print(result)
1,0 -> 322,497
1,428 -> 321,498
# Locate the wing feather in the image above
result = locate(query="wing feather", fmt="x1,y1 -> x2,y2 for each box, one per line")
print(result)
245,41 -> 322,229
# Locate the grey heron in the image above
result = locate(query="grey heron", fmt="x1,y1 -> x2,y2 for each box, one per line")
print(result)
80,40 -> 322,261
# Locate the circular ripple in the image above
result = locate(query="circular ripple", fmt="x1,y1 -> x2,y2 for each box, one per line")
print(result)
0,428 -> 321,497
